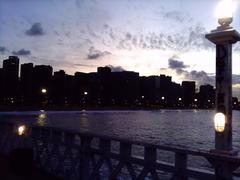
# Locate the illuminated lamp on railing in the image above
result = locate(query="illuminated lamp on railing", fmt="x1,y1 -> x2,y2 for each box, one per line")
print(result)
214,112 -> 226,133
18,125 -> 27,136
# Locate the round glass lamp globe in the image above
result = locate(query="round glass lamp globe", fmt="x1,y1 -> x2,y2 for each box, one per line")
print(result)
215,0 -> 234,19
215,0 -> 235,26
214,112 -> 226,133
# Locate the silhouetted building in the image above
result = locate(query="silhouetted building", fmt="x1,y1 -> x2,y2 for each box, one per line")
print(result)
170,82 -> 183,107
73,72 -> 89,105
88,72 -> 101,105
233,97 -> 238,109
182,81 -> 195,107
140,76 -> 160,105
0,68 -> 4,104
52,70 -> 66,105
65,75 -> 75,104
97,67 -> 112,105
2,56 -> 19,104
20,63 -> 34,104
198,84 -> 215,108
111,71 -> 139,105
33,65 -> 53,103
0,56 -> 220,109
159,75 -> 172,106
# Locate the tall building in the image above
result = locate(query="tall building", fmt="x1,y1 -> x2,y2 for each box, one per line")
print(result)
0,68 -> 4,104
111,71 -> 139,105
52,70 -> 66,105
182,81 -> 195,107
170,82 -> 183,107
33,65 -> 53,103
20,63 -> 34,104
73,72 -> 89,105
140,76 -> 160,104
97,67 -> 112,105
65,75 -> 75,104
88,72 -> 100,105
2,56 -> 19,104
199,84 -> 215,108
159,75 -> 172,106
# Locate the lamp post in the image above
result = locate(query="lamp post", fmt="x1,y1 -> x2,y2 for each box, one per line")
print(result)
206,0 -> 240,178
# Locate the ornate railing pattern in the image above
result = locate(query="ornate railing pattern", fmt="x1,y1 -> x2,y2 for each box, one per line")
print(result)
1,121 -> 240,179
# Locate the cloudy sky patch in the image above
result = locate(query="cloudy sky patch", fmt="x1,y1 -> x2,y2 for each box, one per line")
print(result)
0,0 -> 239,97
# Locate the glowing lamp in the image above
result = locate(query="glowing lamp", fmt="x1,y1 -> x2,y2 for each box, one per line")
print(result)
215,0 -> 235,27
84,91 -> 88,95
41,88 -> 47,94
161,96 -> 165,100
214,112 -> 226,133
178,98 -> 182,101
18,125 -> 26,136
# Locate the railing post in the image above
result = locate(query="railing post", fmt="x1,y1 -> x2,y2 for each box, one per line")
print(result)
120,142 -> 132,161
207,158 -> 239,180
79,135 -> 92,180
89,139 -> 112,179
172,152 -> 188,180
137,146 -> 158,180
110,142 -> 136,179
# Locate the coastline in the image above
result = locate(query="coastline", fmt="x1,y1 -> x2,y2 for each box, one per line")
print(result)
0,105 -> 239,112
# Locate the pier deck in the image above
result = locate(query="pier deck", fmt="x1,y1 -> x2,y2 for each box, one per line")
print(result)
0,153 -> 61,180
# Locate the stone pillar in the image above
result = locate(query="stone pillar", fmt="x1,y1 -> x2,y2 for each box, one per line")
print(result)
206,28 -> 240,180
206,29 -> 240,153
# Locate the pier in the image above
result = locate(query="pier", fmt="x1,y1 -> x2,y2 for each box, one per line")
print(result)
1,121 -> 240,180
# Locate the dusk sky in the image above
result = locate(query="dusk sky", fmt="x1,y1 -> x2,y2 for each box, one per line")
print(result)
0,0 -> 239,97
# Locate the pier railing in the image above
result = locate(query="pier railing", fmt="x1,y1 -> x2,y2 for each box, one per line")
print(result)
1,122 -> 240,179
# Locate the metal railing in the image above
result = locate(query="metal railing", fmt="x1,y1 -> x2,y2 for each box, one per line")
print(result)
1,122 -> 240,179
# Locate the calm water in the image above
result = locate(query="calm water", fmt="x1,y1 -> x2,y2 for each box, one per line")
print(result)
0,110 -> 240,150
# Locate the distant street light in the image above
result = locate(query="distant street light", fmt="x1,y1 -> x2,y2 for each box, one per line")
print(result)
178,98 -> 182,101
194,99 -> 197,102
41,88 -> 47,94
84,91 -> 88,95
161,96 -> 165,100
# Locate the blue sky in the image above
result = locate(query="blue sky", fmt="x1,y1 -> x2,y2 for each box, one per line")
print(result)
0,0 -> 239,97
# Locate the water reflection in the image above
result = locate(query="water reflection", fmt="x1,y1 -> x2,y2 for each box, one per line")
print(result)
36,111 -> 47,126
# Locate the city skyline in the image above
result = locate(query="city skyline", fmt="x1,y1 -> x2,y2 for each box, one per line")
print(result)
0,0 -> 239,97
0,56 -> 239,106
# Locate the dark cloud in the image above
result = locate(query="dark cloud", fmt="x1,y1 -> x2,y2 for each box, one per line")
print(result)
26,23 -> 45,36
175,68 -> 214,86
107,65 -> 125,72
95,23 -> 213,52
162,10 -> 191,23
87,46 -> 111,60
169,59 -> 188,69
187,70 -> 214,85
162,57 -> 214,86
12,49 -> 31,56
74,64 -> 96,67
0,46 -> 7,54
